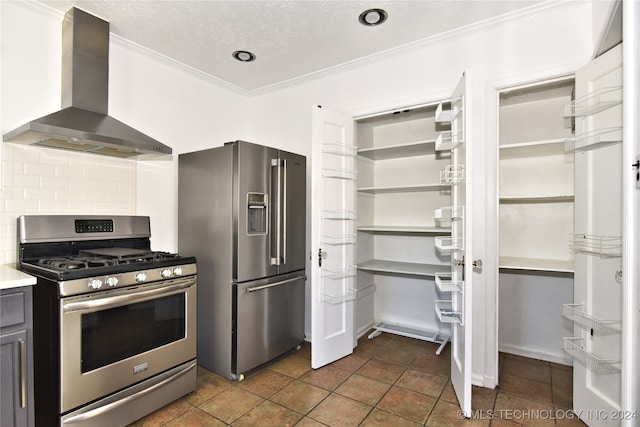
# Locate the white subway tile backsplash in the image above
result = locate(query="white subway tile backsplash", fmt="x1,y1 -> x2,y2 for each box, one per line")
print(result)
1,144 -> 137,264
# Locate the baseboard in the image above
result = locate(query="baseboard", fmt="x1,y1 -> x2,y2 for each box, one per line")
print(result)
498,343 -> 573,366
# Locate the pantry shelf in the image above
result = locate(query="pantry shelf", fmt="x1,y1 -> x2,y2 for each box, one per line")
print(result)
357,140 -> 436,160
499,138 -> 566,150
357,260 -> 447,277
357,183 -> 447,194
499,256 -> 573,273
499,195 -> 574,203
368,322 -> 449,355
357,225 -> 450,234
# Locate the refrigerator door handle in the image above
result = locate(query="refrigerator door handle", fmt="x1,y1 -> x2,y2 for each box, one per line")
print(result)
281,158 -> 287,266
271,158 -> 282,266
246,275 -> 307,292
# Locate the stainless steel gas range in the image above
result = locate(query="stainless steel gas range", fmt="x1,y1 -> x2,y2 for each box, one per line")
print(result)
17,215 -> 197,427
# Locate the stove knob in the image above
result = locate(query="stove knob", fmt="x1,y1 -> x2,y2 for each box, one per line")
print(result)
173,267 -> 183,276
161,269 -> 172,278
106,276 -> 119,287
88,279 -> 103,290
135,272 -> 147,283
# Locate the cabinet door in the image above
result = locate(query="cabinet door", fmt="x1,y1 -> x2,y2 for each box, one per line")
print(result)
448,71 -> 474,418
572,44 -> 624,426
1,330 -> 28,427
310,105 -> 357,369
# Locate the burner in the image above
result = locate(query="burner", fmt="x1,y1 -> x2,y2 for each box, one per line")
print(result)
38,256 -> 118,271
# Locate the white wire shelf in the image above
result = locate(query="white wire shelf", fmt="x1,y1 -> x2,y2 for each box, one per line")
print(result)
564,127 -> 622,152
562,304 -> 620,335
320,287 -> 357,304
440,165 -> 464,185
564,86 -> 622,118
435,99 -> 462,123
322,167 -> 357,180
435,206 -> 464,220
435,300 -> 462,324
570,234 -> 622,258
435,273 -> 463,293
435,236 -> 464,251
321,265 -> 358,280
320,210 -> 356,220
435,130 -> 463,151
322,143 -> 358,157
563,337 -> 620,374
320,234 -> 356,245
357,260 -> 447,277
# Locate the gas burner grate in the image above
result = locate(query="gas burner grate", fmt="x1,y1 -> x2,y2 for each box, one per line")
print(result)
38,256 -> 118,270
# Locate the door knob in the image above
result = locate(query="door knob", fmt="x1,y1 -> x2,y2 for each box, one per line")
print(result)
318,248 -> 327,267
473,259 -> 482,268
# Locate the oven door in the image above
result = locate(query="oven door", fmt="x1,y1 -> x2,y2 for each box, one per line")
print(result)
59,276 -> 196,413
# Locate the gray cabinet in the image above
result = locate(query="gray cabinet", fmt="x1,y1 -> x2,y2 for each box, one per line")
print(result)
1,287 -> 34,427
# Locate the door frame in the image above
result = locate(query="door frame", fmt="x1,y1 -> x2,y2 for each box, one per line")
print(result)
484,63 -> 586,389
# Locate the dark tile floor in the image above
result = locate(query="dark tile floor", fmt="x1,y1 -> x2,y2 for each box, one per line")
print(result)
128,332 -> 586,426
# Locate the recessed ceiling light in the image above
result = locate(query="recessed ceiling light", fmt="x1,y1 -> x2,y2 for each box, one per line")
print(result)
232,50 -> 256,62
359,8 -> 388,26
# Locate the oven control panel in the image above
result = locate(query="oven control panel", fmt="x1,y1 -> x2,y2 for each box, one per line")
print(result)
77,264 -> 196,293
75,219 -> 114,233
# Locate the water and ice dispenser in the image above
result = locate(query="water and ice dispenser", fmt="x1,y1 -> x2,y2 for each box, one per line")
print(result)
247,193 -> 268,235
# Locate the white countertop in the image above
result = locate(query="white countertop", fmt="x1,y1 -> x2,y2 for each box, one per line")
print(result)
1,264 -> 36,290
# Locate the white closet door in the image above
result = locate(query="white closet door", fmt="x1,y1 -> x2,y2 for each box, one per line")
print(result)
448,71 -> 474,418
572,45 -> 623,426
310,105 -> 357,369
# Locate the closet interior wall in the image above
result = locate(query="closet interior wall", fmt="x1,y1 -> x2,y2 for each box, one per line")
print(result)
354,104 -> 454,346
497,78 -> 576,365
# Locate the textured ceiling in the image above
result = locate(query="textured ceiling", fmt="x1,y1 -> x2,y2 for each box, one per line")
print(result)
38,0 -> 544,93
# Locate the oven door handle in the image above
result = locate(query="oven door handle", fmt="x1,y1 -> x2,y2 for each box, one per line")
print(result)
62,279 -> 195,313
62,362 -> 197,425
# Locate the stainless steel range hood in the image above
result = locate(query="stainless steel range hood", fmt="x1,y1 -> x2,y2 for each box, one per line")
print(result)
3,7 -> 172,159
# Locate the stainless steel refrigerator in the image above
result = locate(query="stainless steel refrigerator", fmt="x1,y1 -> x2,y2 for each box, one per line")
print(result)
178,140 -> 306,380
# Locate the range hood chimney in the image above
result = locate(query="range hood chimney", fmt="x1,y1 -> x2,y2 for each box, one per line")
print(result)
3,7 -> 172,159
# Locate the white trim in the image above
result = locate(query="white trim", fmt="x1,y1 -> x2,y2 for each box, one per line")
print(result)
622,1 -> 639,421
484,63 -> 580,391
498,343 -> 572,366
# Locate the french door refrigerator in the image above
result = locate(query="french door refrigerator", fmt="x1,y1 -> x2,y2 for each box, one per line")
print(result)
178,140 -> 306,380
